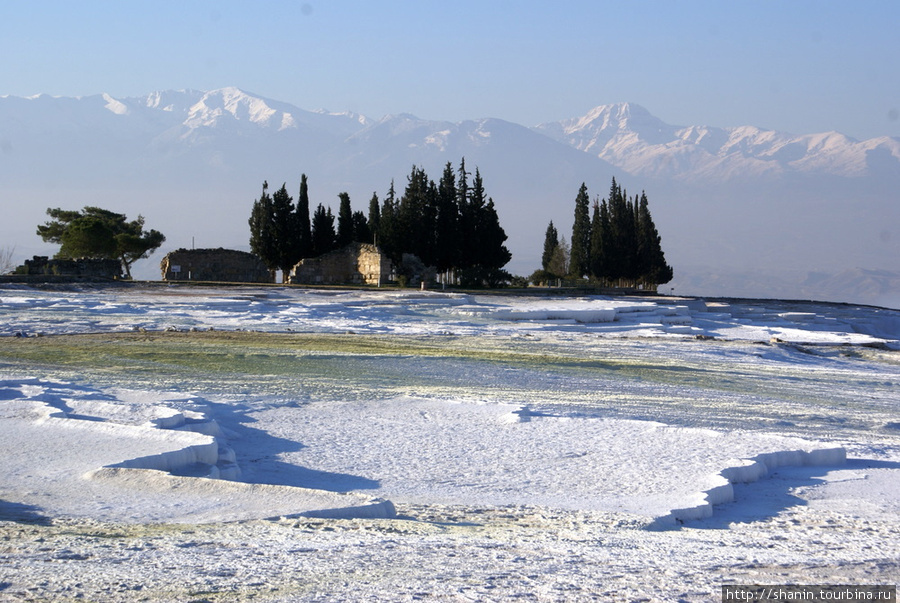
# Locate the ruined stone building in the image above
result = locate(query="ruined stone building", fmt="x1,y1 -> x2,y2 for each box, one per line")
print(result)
289,243 -> 392,286
160,248 -> 272,283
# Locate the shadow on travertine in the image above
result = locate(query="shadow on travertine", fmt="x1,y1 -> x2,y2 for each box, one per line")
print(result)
690,458 -> 900,530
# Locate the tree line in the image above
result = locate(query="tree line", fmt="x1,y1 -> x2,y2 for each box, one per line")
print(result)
249,159 -> 511,286
536,177 -> 673,288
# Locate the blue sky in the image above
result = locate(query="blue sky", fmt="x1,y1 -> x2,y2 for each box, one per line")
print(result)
2,0 -> 899,139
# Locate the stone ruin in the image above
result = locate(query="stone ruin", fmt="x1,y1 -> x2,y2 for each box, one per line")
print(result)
289,243 -> 392,286
19,256 -> 122,279
160,248 -> 272,283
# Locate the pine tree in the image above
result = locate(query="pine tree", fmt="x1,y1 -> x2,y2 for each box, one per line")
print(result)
37,206 -> 165,279
569,183 -> 591,278
542,221 -> 559,273
248,181 -> 277,281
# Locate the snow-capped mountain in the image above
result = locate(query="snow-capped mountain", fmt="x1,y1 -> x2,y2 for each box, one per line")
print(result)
534,102 -> 900,181
1,88 -> 898,306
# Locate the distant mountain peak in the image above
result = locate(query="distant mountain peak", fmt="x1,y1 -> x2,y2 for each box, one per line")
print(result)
313,108 -> 370,126
184,87 -> 297,131
101,93 -> 129,116
566,102 -> 657,131
535,102 -> 900,181
583,101 -> 650,120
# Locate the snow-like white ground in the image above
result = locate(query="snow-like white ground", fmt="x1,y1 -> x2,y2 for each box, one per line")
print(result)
2,284 -> 899,344
1,284 -> 899,601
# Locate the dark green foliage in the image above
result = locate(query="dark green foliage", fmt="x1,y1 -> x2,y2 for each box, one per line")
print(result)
250,181 -> 304,282
367,192 -> 381,242
59,216 -> 118,259
376,159 -> 510,284
248,158 -> 511,286
455,159 -> 471,267
605,178 -> 634,280
311,203 -> 336,257
434,162 -> 459,272
553,178 -> 672,287
296,174 -> 312,259
529,268 -> 555,286
569,183 -> 591,278
475,198 -> 512,272
336,192 -> 354,247
549,236 -> 569,278
397,165 -> 433,264
272,183 -> 300,282
351,210 -> 370,244
541,221 -> 559,273
377,181 -> 399,260
460,168 -> 487,270
249,181 -> 278,279
589,200 -> 610,280
38,206 -> 166,279
636,192 -> 673,284
457,165 -> 510,281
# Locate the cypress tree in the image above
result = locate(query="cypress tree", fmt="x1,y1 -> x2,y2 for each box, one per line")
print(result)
272,183 -> 296,282
549,235 -> 569,278
336,192 -> 354,247
352,210 -> 370,243
542,221 -> 559,273
478,197 -> 511,274
589,201 -> 607,281
456,159 -> 471,269
378,181 -> 399,262
367,192 -> 380,244
636,191 -> 673,285
248,181 -> 277,281
311,203 -> 336,256
539,176 -> 671,288
455,167 -> 510,285
434,162 -> 459,273
296,174 -> 312,259
625,192 -> 640,281
569,183 -> 591,278
398,165 -> 430,262
606,178 -> 637,282
423,178 -> 439,266
463,168 -> 489,270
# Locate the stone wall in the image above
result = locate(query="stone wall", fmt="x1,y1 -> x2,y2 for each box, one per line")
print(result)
290,243 -> 391,286
21,256 -> 122,279
160,248 -> 272,283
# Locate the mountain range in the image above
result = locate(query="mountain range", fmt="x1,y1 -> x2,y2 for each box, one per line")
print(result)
1,87 -> 898,307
